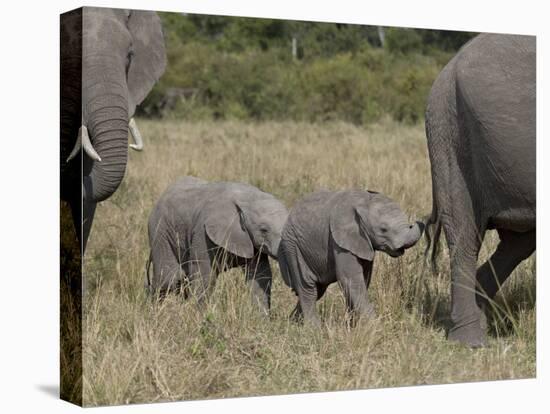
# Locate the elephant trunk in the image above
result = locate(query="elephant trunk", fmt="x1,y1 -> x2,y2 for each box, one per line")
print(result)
269,238 -> 281,259
82,63 -> 129,203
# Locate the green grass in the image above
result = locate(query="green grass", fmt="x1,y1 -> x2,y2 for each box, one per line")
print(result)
81,118 -> 535,406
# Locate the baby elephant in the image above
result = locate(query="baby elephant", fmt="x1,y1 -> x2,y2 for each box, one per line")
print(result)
278,189 -> 423,326
147,176 -> 288,314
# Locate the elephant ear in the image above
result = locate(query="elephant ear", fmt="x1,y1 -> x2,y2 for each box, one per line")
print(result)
204,204 -> 254,259
126,10 -> 166,115
329,203 -> 374,261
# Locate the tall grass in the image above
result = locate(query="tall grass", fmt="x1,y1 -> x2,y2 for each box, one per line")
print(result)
81,119 -> 535,406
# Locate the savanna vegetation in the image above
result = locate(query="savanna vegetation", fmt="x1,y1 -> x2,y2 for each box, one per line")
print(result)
81,120 -> 535,406
139,14 -> 476,124
61,13 -> 535,408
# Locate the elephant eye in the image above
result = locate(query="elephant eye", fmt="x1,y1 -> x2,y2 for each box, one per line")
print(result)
260,226 -> 268,234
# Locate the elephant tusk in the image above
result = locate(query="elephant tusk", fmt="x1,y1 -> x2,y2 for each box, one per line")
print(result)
66,133 -> 81,163
81,125 -> 101,162
128,118 -> 143,151
66,125 -> 101,162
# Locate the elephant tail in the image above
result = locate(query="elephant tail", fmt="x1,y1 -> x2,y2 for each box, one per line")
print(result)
423,61 -> 455,275
423,201 -> 442,273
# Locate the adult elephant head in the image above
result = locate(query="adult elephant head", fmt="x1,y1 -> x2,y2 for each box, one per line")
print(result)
61,7 -> 166,252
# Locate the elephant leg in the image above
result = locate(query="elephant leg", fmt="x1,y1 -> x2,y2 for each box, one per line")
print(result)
291,285 -> 326,321
295,255 -> 322,327
298,286 -> 322,327
187,233 -> 216,305
335,248 -> 375,321
476,229 -> 535,306
446,223 -> 485,347
244,253 -> 272,315
279,243 -> 321,326
361,260 -> 376,318
186,256 -> 215,305
149,239 -> 183,298
289,262 -> 321,327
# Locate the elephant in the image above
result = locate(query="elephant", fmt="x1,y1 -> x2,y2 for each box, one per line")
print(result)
424,34 -> 535,347
146,176 -> 289,314
61,7 -> 166,253
277,190 -> 424,326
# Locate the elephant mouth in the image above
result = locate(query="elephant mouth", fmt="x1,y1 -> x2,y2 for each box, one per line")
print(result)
386,247 -> 405,257
266,247 -> 278,260
258,244 -> 278,260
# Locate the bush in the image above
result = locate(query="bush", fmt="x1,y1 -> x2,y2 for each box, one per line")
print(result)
137,31 -> 454,125
296,54 -> 373,124
383,55 -> 442,124
385,28 -> 423,55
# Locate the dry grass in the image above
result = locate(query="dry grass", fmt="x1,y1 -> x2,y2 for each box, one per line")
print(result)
81,118 -> 535,406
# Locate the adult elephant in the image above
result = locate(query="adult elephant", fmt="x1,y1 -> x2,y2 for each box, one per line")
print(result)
425,34 -> 535,347
61,7 -> 166,252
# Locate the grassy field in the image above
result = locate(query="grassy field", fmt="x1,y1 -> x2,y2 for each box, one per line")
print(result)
81,119 -> 535,406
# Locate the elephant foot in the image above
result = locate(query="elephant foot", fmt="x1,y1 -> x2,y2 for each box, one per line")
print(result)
290,301 -> 322,328
447,320 -> 487,348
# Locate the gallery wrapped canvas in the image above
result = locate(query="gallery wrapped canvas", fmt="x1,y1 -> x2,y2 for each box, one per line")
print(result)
60,5 -> 535,407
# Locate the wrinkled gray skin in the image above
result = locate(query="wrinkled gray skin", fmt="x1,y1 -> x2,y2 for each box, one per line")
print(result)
147,177 -> 289,314
278,190 -> 423,326
425,34 -> 535,347
61,8 -> 166,252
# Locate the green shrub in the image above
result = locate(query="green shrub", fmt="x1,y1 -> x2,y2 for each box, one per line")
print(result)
298,54 -> 369,124
137,29 -> 455,125
385,28 -> 423,55
138,13 -> 474,124
383,57 -> 441,124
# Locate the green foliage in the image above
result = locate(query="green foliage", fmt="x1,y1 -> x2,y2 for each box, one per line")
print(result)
383,56 -> 441,124
418,29 -> 478,52
299,53 -> 376,124
385,28 -> 423,55
137,13 -> 477,124
295,22 -> 375,59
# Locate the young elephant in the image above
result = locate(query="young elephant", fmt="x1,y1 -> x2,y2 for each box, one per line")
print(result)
147,176 -> 288,314
278,189 -> 423,325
